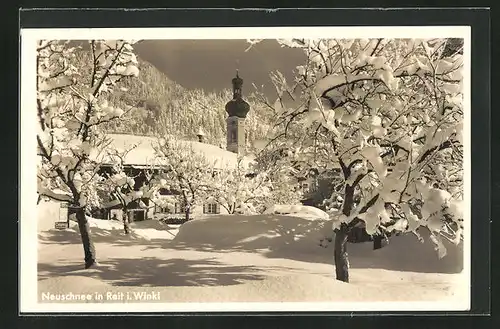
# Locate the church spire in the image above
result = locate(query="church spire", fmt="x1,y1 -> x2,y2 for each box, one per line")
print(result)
225,71 -> 251,155
231,69 -> 243,99
226,71 -> 250,118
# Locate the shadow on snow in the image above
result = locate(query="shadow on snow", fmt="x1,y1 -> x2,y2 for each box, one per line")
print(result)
38,214 -> 463,276
38,257 -> 274,287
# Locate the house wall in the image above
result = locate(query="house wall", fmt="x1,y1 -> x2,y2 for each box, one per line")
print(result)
150,196 -> 229,219
37,199 -> 82,230
37,199 -> 62,232
192,203 -> 230,216
109,208 -> 123,221
99,160 -> 302,219
147,206 -> 155,219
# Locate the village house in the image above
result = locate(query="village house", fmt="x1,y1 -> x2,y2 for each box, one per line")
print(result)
92,71 -> 258,223
40,72 -> 375,246
44,72 -> 322,226
94,131 -> 255,222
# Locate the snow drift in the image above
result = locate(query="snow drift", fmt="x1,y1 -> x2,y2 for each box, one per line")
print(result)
174,214 -> 463,274
264,204 -> 330,221
174,214 -> 333,253
37,210 -> 465,305
38,200 -> 463,274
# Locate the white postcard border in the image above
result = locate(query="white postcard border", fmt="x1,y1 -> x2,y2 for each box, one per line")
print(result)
20,25 -> 472,313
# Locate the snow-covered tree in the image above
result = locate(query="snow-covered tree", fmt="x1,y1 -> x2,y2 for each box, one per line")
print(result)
249,38 -> 464,282
266,168 -> 304,209
206,158 -> 272,214
98,145 -> 161,231
252,134 -> 312,210
257,159 -> 304,211
37,40 -> 140,268
152,136 -> 215,221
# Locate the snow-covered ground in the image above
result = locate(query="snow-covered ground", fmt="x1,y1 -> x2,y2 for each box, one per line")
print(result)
37,203 -> 466,307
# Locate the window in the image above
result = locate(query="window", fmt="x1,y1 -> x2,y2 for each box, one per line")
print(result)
155,202 -> 184,214
230,129 -> 237,143
174,202 -> 184,214
129,209 -> 146,222
204,203 -> 219,214
156,206 -> 172,214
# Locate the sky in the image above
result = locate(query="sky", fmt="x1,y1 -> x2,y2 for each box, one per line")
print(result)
132,39 -> 306,99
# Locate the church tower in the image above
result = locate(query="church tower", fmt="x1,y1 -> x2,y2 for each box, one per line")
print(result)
225,70 -> 250,155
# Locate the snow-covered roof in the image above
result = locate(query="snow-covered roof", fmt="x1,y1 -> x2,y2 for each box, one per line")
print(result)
100,133 -> 252,170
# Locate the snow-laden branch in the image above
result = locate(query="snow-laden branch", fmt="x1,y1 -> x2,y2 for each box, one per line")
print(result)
254,38 -> 464,258
36,40 -> 141,209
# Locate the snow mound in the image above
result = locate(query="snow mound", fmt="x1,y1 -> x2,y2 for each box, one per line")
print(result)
130,220 -> 169,230
81,218 -> 179,241
39,216 -> 181,245
174,214 -> 332,253
240,274 -> 361,302
86,218 -> 124,230
264,205 -> 330,221
238,274 -> 438,302
237,271 -> 461,302
174,215 -> 462,274
130,220 -> 180,240
347,229 -> 464,274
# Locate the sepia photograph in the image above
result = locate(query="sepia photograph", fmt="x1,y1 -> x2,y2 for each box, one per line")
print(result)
20,26 -> 470,313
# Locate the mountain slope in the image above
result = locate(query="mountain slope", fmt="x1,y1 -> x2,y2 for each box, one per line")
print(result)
71,48 -> 274,148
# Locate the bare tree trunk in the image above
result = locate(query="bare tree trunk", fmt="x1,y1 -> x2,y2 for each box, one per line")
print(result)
334,225 -> 349,282
182,192 -> 191,221
123,210 -> 130,234
334,183 -> 354,283
75,208 -> 97,269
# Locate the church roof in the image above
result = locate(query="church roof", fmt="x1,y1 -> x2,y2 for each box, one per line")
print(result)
225,98 -> 250,118
226,70 -> 250,118
95,133 -> 253,170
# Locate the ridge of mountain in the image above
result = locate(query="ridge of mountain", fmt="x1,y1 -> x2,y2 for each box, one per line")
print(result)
98,54 -> 274,148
